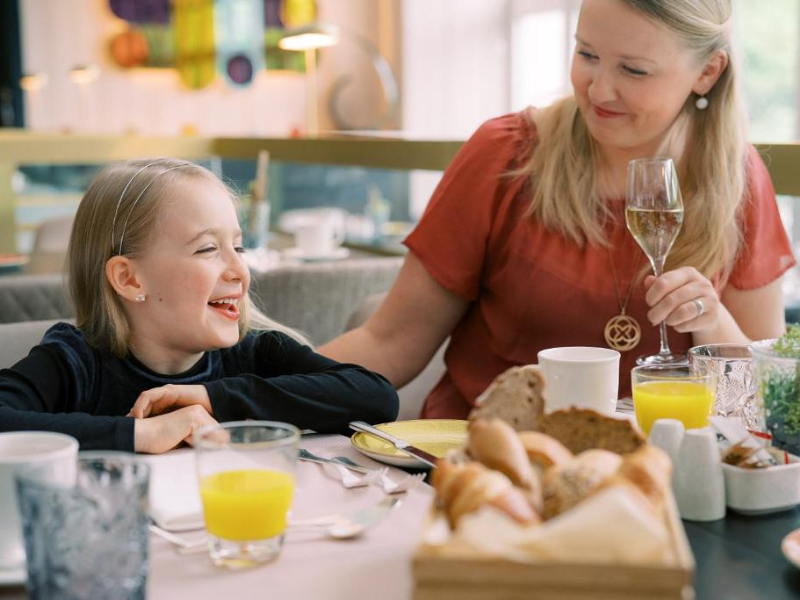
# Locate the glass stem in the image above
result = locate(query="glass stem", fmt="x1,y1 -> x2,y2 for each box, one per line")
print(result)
650,256 -> 672,356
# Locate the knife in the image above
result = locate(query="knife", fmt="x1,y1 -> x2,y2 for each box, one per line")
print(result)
349,421 -> 439,468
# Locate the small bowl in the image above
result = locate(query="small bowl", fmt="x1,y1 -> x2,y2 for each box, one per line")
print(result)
722,454 -> 800,515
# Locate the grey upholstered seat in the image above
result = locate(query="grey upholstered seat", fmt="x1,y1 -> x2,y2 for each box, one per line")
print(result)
0,319 -> 66,369
345,292 -> 447,421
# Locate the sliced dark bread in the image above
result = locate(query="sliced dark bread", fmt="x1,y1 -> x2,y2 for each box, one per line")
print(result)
538,407 -> 646,455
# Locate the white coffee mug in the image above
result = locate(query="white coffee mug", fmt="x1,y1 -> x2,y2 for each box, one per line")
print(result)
0,432 -> 79,569
537,346 -> 620,415
295,219 -> 344,258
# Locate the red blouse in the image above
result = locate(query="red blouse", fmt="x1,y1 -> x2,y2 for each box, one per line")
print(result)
405,110 -> 796,419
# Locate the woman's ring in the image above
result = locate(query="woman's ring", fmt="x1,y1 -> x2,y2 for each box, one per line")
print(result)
693,298 -> 705,318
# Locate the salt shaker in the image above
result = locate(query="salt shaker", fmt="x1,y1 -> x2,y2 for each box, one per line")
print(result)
649,419 -> 685,467
673,427 -> 726,521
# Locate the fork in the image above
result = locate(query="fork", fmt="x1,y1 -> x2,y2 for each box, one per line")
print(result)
323,462 -> 386,488
334,456 -> 426,494
379,472 -> 426,495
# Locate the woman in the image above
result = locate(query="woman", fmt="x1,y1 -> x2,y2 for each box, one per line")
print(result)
321,0 -> 794,418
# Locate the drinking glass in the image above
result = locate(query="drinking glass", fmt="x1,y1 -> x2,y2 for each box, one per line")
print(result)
688,343 -> 763,431
631,364 -> 715,435
626,157 -> 685,365
15,452 -> 150,600
194,421 -> 300,569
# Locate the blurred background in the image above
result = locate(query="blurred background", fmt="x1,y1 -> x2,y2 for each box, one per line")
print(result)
0,0 -> 798,284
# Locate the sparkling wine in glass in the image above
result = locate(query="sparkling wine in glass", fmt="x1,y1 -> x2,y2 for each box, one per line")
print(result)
625,157 -> 685,365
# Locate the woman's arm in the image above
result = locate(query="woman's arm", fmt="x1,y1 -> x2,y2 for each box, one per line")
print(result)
319,252 -> 470,388
706,278 -> 786,342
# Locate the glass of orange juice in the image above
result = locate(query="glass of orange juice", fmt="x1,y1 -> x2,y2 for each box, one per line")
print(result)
631,364 -> 715,435
194,421 -> 299,569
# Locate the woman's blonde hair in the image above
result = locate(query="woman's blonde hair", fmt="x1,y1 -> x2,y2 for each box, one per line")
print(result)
67,157 -> 309,356
523,0 -> 745,281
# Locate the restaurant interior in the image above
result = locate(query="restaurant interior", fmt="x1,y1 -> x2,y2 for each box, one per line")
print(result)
1,1 -> 800,599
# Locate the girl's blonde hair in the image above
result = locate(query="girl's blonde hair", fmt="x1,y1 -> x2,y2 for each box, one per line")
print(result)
67,157 -> 309,356
523,0 -> 745,281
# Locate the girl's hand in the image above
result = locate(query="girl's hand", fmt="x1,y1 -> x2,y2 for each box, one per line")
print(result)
133,405 -> 219,454
127,384 -> 213,419
644,267 -> 719,333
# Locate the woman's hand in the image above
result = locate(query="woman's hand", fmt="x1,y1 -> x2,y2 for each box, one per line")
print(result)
133,405 -> 219,454
644,267 -> 720,333
127,384 -> 213,419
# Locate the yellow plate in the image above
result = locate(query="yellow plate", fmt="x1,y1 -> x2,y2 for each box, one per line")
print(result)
350,420 -> 468,469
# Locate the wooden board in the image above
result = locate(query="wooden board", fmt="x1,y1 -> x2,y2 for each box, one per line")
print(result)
412,493 -> 695,600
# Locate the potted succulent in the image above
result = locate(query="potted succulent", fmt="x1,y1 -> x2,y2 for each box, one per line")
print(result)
750,325 -> 800,455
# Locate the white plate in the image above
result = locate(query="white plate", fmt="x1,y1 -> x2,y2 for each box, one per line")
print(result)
284,247 -> 350,262
0,564 -> 26,587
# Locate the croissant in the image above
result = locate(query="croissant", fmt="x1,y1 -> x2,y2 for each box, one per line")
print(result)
468,419 -> 538,489
432,459 -> 540,529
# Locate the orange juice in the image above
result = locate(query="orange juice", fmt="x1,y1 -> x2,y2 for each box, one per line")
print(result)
200,469 -> 295,541
633,380 -> 714,434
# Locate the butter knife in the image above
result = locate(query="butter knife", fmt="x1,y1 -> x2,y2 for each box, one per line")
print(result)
349,421 -> 438,468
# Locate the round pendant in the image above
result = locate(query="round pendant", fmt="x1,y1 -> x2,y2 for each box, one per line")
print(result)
604,314 -> 641,352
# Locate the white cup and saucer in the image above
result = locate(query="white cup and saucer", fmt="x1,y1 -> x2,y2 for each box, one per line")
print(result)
0,431 -> 79,586
285,218 -> 350,262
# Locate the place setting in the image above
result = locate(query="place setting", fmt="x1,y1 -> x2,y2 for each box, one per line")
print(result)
280,210 -> 351,262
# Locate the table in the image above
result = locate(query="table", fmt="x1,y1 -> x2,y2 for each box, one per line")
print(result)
0,434 -> 433,600
1,434 -> 799,599
685,508 -> 800,600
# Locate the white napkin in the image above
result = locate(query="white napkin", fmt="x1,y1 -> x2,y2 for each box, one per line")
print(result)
450,486 -> 672,565
143,450 -> 205,532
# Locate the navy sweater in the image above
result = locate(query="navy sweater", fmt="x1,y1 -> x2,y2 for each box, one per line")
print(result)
0,323 -> 398,451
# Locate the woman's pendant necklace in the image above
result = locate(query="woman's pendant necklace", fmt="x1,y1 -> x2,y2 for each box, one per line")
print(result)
604,309 -> 641,352
604,246 -> 642,352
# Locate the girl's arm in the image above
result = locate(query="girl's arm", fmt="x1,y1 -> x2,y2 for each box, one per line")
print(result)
0,348 -> 136,450
1,347 -> 218,453
204,339 -> 400,434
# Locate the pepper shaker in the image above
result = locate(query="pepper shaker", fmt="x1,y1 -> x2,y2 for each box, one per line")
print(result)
673,427 -> 726,521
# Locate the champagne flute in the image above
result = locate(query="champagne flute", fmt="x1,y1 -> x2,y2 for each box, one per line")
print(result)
625,157 -> 685,365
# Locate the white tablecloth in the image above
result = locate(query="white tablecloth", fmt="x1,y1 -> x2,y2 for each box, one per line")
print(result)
147,434 -> 433,600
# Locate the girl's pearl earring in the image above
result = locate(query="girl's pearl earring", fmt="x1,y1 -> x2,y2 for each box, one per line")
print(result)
695,95 -> 709,110
134,294 -> 146,303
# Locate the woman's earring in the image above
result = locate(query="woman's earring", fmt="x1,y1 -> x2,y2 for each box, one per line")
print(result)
134,294 -> 146,303
695,95 -> 709,110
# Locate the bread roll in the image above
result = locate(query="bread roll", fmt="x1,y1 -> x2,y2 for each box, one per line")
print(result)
538,408 -> 646,455
517,431 -> 573,470
617,445 -> 672,513
432,460 -> 540,529
469,365 -> 545,431
542,449 -> 623,519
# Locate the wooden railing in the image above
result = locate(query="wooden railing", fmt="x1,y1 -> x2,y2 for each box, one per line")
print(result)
0,131 -> 798,254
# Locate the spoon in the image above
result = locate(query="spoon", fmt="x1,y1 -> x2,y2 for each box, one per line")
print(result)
152,496 -> 402,552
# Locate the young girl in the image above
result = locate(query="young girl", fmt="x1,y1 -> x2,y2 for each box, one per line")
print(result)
0,158 -> 399,453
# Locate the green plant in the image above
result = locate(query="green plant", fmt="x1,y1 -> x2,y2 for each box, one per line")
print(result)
760,326 -> 800,454
772,324 -> 800,358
